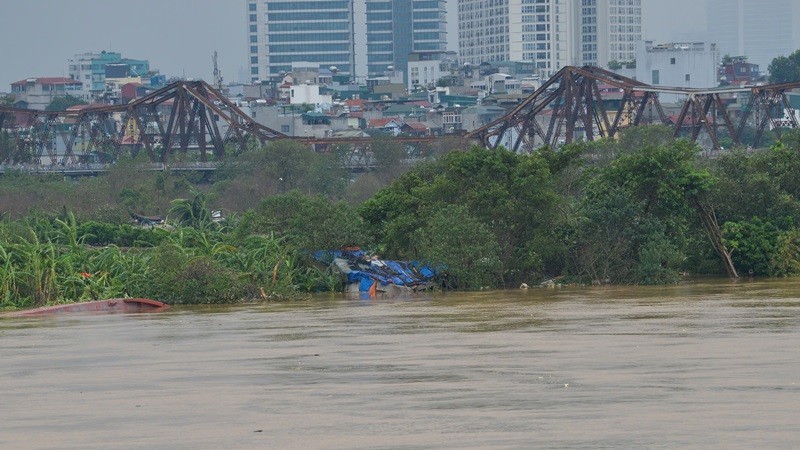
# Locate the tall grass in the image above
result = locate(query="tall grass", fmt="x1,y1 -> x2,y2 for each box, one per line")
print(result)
0,215 -> 330,310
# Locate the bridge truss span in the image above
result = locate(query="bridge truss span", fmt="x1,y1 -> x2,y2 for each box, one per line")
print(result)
467,66 -> 800,151
0,80 -> 283,165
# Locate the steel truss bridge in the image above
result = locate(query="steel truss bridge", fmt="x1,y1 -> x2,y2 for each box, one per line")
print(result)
467,66 -> 800,151
0,80 -> 282,165
1,68 -> 799,170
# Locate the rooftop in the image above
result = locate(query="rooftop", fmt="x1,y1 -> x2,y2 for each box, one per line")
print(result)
11,77 -> 83,86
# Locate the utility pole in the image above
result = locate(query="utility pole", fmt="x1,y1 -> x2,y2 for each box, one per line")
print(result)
212,51 -> 223,91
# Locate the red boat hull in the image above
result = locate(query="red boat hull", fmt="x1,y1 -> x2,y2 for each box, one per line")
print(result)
3,298 -> 169,317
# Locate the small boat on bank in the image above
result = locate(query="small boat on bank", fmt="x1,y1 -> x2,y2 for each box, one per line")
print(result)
2,298 -> 169,317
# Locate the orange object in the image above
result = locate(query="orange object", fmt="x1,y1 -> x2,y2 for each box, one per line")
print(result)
369,278 -> 378,298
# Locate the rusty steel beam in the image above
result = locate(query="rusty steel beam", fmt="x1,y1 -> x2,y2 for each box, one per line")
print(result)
466,66 -> 800,151
3,72 -> 800,165
0,80 -> 287,165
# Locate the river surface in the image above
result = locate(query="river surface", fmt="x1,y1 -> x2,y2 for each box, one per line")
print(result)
1,279 -> 799,449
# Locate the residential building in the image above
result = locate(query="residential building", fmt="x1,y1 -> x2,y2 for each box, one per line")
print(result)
9,77 -> 85,110
69,51 -> 122,93
407,50 -> 458,91
459,0 -> 579,74
68,51 -> 151,97
719,56 -> 761,85
635,41 -> 720,101
580,0 -> 642,67
457,0 -> 640,76
290,83 -> 334,107
707,0 -> 796,71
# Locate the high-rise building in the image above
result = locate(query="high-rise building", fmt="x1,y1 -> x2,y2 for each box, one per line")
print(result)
247,0 -> 356,84
580,0 -> 642,67
457,0 -> 641,76
364,0 -> 448,80
459,0 -> 580,74
247,0 -> 448,85
707,0 -> 796,71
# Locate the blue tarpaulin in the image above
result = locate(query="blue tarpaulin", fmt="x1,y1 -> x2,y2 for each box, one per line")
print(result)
314,248 -> 436,292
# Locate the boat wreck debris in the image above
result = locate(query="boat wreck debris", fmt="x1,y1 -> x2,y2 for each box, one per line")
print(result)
314,248 -> 437,297
2,298 -> 170,317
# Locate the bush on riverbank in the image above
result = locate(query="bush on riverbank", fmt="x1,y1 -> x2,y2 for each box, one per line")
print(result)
4,127 -> 800,309
0,214 -> 332,309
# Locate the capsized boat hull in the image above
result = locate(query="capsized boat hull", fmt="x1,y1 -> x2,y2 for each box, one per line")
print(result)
2,298 -> 169,317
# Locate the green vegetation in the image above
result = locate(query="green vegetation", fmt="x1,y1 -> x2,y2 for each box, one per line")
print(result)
0,210 -> 338,309
3,129 -> 800,310
45,95 -> 87,112
768,49 -> 800,84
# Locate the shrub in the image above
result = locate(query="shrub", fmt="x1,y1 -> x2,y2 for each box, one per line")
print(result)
413,204 -> 501,289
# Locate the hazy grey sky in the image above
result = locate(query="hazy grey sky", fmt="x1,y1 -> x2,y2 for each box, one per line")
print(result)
0,0 -> 247,90
643,0 -> 709,42
2,0 -> 796,92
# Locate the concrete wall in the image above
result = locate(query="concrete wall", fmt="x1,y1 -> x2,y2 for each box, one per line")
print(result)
636,41 -> 719,101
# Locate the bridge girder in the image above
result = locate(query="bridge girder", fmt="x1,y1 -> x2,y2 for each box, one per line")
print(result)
466,66 -> 800,151
0,80 -> 283,165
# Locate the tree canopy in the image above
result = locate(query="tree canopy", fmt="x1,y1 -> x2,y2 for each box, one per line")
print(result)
45,95 -> 87,112
767,49 -> 800,84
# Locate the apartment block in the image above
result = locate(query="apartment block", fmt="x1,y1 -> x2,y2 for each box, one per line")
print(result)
458,0 -> 641,77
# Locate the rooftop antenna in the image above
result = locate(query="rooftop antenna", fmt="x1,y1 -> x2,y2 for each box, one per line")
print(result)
212,51 -> 224,90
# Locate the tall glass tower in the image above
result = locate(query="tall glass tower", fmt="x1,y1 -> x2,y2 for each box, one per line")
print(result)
247,0 -> 356,83
365,0 -> 448,80
708,0 -> 795,71
247,0 -> 447,84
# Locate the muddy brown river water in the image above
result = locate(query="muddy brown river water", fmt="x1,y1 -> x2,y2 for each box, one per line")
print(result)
1,279 -> 799,449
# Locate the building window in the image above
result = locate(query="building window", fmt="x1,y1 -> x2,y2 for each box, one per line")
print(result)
652,69 -> 659,85
670,57 -> 675,65
685,73 -> 690,82
281,125 -> 290,133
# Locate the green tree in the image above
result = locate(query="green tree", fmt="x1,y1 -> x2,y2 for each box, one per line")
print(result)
212,139 -> 350,206
360,146 -> 563,285
570,135 -> 734,282
567,186 -> 682,284
45,95 -> 87,112
236,191 -> 370,251
0,131 -> 18,163
369,135 -> 407,176
767,49 -> 800,84
413,204 -> 501,289
722,54 -> 733,65
261,140 -> 313,193
169,189 -> 214,229
770,230 -> 800,276
722,218 -> 779,276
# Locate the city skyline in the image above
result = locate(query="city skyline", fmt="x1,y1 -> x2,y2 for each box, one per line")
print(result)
1,0 -> 800,91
